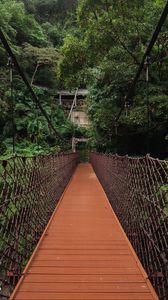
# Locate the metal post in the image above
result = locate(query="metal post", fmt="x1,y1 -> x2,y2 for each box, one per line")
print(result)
59,93 -> 62,105
68,89 -> 78,120
145,56 -> 150,153
72,137 -> 76,152
8,57 -> 15,154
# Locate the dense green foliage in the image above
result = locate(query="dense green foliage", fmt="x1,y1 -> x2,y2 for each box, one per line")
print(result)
0,0 -> 78,157
59,0 -> 168,157
0,0 -> 168,158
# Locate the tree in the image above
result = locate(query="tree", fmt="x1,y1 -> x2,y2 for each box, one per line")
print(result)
23,43 -> 61,87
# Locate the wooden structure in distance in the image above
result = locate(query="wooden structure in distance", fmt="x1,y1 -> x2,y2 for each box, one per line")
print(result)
58,89 -> 90,128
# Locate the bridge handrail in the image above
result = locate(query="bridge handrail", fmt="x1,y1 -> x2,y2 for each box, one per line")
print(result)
0,152 -> 78,299
90,152 -> 168,300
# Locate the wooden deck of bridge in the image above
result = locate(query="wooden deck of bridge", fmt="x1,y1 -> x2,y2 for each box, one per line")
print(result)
10,164 -> 159,300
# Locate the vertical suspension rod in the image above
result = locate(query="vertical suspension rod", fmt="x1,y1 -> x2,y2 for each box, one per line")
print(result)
8,57 -> 15,153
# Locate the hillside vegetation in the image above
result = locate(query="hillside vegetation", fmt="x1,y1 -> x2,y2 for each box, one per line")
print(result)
0,0 -> 168,158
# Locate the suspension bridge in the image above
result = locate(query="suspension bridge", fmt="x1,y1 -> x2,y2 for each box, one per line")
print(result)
0,2 -> 168,300
0,153 -> 168,300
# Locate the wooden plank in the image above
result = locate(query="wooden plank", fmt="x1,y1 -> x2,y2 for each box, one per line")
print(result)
39,245 -> 130,250
34,254 -> 134,261
18,282 -> 149,293
24,274 -> 144,283
27,266 -> 141,275
14,292 -> 154,300
31,260 -> 137,268
39,239 -> 129,244
38,249 -> 132,255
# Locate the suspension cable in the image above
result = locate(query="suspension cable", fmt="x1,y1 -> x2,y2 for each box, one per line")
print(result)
114,1 -> 168,125
0,29 -> 65,142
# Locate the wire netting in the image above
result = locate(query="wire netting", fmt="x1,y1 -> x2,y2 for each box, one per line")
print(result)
91,152 -> 168,300
0,153 -> 78,299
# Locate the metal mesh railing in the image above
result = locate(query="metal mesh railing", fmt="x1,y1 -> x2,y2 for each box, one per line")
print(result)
90,152 -> 168,300
0,153 -> 78,299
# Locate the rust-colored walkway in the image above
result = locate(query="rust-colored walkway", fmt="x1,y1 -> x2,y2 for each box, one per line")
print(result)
10,164 -> 159,300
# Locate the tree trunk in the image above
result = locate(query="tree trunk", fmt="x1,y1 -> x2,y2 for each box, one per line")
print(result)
31,63 -> 40,86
